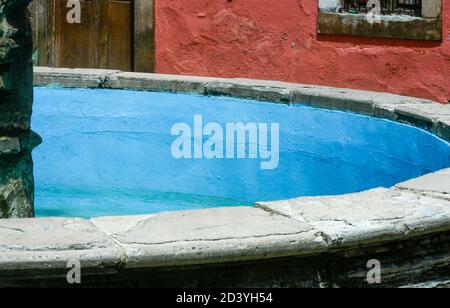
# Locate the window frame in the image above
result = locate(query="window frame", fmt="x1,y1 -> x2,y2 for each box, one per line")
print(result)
317,0 -> 442,41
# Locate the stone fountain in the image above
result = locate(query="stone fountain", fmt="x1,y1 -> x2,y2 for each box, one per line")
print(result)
0,0 -> 40,218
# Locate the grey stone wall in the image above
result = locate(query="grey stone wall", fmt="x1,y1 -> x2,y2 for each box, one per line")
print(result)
0,0 -> 40,218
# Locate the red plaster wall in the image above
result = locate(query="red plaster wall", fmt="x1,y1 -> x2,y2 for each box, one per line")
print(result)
155,0 -> 450,103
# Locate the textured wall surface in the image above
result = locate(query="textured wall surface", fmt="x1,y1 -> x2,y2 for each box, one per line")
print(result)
0,0 -> 40,218
155,0 -> 450,103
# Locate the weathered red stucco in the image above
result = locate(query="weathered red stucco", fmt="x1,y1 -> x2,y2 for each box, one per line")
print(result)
155,0 -> 450,103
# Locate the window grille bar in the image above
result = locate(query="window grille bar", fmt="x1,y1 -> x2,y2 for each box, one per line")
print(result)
342,0 -> 422,16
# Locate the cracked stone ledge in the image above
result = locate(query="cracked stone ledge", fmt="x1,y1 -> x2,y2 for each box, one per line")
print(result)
90,207 -> 326,268
33,67 -> 450,141
256,172 -> 450,249
33,67 -> 121,89
0,169 -> 449,273
0,218 -> 125,272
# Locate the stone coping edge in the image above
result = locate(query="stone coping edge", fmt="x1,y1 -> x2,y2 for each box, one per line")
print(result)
33,67 -> 450,141
0,168 -> 449,272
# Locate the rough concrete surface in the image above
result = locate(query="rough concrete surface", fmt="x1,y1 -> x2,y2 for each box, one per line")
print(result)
0,217 -> 123,271
256,186 -> 450,249
91,207 -> 326,268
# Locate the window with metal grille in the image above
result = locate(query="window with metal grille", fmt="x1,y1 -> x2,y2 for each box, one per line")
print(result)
342,0 -> 422,16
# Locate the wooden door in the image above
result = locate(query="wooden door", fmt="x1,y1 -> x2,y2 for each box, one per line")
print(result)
100,1 -> 133,71
31,0 -> 154,72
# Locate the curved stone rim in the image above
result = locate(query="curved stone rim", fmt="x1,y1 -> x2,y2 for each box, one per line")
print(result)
1,67 -> 448,277
33,67 -> 450,142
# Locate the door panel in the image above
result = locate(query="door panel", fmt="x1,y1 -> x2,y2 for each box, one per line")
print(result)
54,0 -> 132,70
32,0 -> 154,72
55,0 -> 100,68
100,1 -> 132,71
